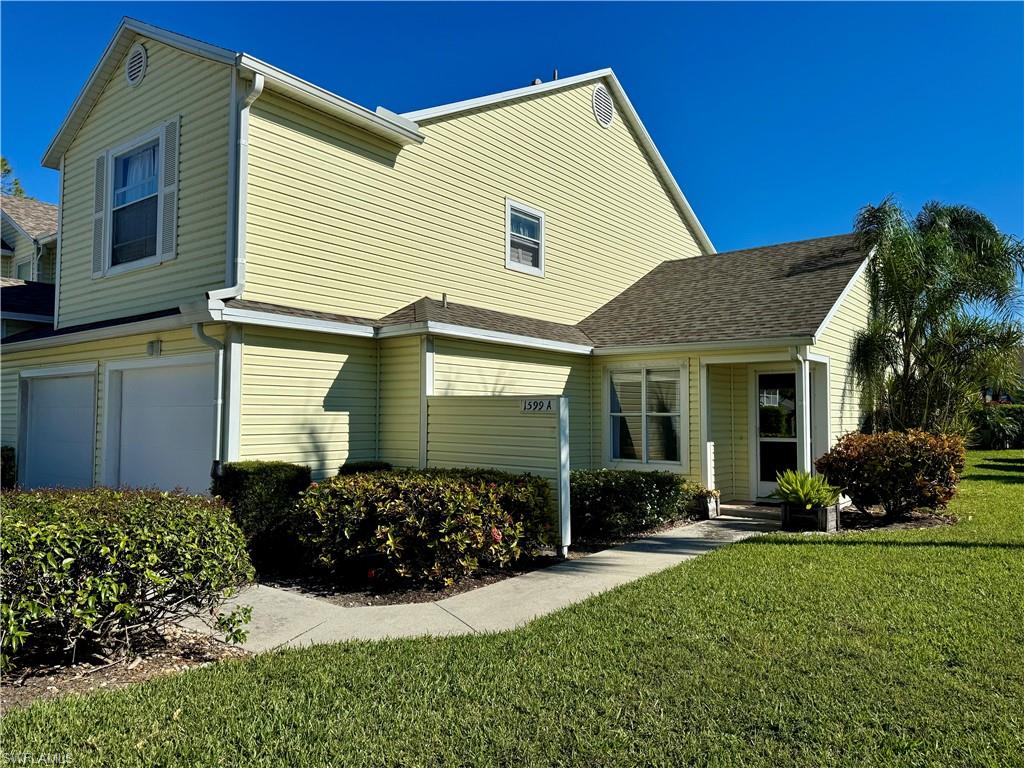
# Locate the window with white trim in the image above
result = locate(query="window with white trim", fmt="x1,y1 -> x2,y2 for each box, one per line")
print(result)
506,199 -> 544,276
15,260 -> 32,281
111,139 -> 159,266
609,368 -> 682,463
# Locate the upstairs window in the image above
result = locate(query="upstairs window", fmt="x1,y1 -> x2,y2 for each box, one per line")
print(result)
506,199 -> 544,276
609,367 -> 683,464
111,140 -> 159,267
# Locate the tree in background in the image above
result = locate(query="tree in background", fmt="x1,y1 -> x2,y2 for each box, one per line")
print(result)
1,157 -> 26,197
852,197 -> 1023,434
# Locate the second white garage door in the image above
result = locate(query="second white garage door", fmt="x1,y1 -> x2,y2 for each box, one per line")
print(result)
116,361 -> 215,493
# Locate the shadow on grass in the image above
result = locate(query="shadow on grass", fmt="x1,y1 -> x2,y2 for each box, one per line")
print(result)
745,538 -> 1024,550
983,455 -> 1024,464
968,472 -> 1024,484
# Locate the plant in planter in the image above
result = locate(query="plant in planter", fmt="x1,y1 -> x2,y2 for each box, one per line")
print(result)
770,470 -> 842,532
682,481 -> 721,519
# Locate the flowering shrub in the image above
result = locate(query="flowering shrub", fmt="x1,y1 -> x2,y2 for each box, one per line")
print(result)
815,429 -> 966,518
1,489 -> 253,670
570,470 -> 712,541
295,469 -> 552,586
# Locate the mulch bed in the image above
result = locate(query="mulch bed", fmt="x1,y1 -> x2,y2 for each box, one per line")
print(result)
263,517 -> 698,607
840,506 -> 956,531
1,626 -> 249,712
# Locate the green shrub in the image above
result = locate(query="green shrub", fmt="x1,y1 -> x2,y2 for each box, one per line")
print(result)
0,488 -> 253,670
815,429 -> 966,518
337,460 -> 393,476
770,469 -> 840,509
295,469 -> 552,586
1,446 -> 15,489
570,470 -> 709,541
211,461 -> 312,573
969,404 -> 1024,449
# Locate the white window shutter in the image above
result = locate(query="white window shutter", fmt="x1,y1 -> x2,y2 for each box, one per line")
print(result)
159,117 -> 179,263
91,153 -> 107,277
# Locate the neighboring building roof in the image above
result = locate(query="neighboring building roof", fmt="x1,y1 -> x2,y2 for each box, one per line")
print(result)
42,18 -> 422,169
0,277 -> 56,319
1,196 -> 58,240
403,69 -> 714,255
2,306 -> 177,344
380,297 -> 594,347
578,234 -> 866,348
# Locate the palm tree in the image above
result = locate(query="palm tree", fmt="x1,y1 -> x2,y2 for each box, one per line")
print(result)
851,197 -> 1024,433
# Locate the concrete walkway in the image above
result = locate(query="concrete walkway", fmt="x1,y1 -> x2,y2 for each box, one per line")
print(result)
213,515 -> 777,652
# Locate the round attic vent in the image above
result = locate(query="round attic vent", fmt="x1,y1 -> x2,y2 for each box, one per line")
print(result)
125,43 -> 148,87
592,84 -> 614,128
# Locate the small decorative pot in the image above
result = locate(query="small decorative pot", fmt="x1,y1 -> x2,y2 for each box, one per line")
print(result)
781,502 -> 841,532
698,495 -> 721,519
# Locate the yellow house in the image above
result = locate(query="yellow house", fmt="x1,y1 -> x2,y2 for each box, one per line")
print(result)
1,196 -> 58,338
1,18 -> 870,511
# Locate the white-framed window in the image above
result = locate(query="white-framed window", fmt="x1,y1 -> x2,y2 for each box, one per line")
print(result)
506,198 -> 544,276
92,118 -> 178,279
609,366 -> 684,465
15,260 -> 32,281
110,138 -> 159,268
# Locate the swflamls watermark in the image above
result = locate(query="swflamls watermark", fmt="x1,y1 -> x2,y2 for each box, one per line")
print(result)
2,753 -> 72,766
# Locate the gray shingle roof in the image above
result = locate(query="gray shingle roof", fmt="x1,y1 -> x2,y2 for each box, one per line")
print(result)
578,234 -> 865,348
1,196 -> 58,239
379,297 -> 593,346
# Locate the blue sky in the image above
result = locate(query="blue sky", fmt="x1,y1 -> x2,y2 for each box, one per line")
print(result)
2,2 -> 1021,252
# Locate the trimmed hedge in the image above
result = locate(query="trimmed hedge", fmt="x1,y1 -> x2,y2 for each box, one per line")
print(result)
970,404 -> 1024,449
0,489 -> 253,670
815,429 -> 966,518
1,446 -> 15,489
295,468 -> 552,586
570,469 -> 713,541
337,460 -> 393,476
211,461 -> 312,573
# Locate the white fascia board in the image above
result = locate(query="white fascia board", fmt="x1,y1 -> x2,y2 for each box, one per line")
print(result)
812,252 -> 871,344
377,320 -> 593,355
216,305 -> 376,338
1,313 -> 54,323
402,69 -> 615,121
238,55 -> 424,147
403,69 -> 714,254
2,312 -> 202,352
593,337 -> 814,357
42,17 -> 237,169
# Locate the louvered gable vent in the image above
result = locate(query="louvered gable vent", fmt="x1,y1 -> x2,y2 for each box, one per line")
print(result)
125,43 -> 148,87
592,84 -> 615,128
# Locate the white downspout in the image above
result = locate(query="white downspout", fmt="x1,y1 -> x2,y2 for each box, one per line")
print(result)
208,70 -> 264,302
193,323 -> 225,476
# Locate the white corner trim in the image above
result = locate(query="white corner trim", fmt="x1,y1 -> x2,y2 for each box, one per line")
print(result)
812,253 -> 871,343
403,69 -> 714,255
224,326 -> 243,462
53,156 -> 64,329
19,362 -> 98,379
505,197 -> 545,277
418,336 -> 434,469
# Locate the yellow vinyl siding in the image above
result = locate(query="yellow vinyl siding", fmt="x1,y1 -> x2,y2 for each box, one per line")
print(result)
813,269 -> 870,441
238,327 -> 377,478
58,36 -> 231,327
37,246 -> 56,284
1,254 -> 11,278
378,336 -> 421,467
244,81 -> 703,325
431,338 -> 592,469
707,364 -> 750,500
3,219 -> 35,279
1,325 -> 221,482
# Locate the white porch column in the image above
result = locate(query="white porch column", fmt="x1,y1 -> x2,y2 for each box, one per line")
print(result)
795,355 -> 812,473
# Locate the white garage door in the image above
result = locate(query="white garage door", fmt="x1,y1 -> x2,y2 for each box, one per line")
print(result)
117,362 -> 215,493
23,375 -> 95,489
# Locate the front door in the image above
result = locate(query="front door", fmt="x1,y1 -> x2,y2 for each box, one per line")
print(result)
756,372 -> 798,497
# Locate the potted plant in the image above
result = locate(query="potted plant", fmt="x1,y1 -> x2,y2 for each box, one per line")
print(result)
683,481 -> 721,519
770,469 -> 842,532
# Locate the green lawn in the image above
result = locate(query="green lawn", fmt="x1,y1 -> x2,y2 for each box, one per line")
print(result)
3,451 -> 1023,767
